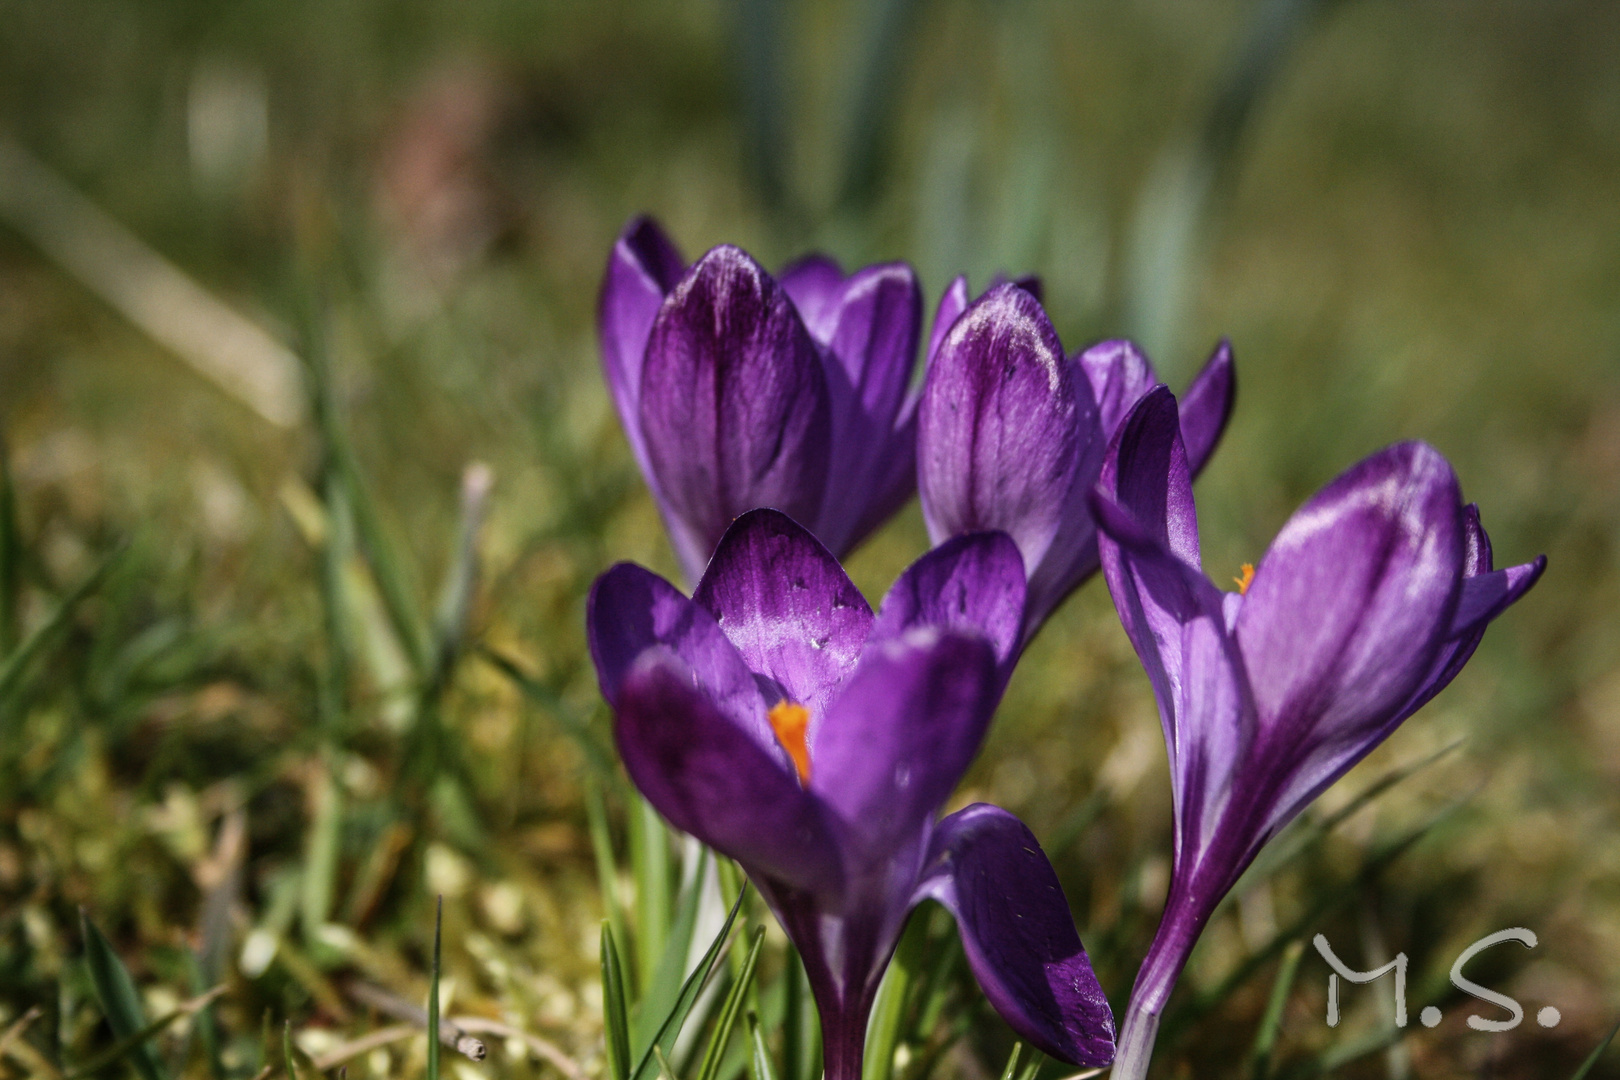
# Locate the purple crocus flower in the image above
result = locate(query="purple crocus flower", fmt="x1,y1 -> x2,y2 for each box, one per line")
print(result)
599,217 -> 931,584
916,283 -> 1235,646
1090,388 -> 1545,1079
587,508 -> 1115,1077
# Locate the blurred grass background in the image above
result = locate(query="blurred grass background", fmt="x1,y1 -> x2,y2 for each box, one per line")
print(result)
0,0 -> 1616,1077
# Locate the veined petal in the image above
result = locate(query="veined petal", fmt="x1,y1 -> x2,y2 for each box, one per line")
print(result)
872,531 -> 1026,675
587,563 -> 774,751
779,254 -> 847,340
913,804 -> 1114,1067
1235,442 -> 1464,743
917,285 -> 1090,574
1078,339 -> 1158,441
1092,493 -> 1252,857
692,509 -> 874,718
1098,386 -> 1200,567
813,263 -> 924,554
925,275 -> 971,369
615,651 -> 844,898
640,245 -> 832,582
598,217 -> 686,478
810,628 -> 999,863
1179,339 -> 1235,476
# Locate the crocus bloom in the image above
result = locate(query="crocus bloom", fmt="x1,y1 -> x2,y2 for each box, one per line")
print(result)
587,508 -> 1115,1077
1091,388 -> 1545,1079
916,283 -> 1235,646
599,217 -> 933,584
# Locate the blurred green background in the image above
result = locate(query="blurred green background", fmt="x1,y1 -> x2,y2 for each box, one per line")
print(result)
0,1 -> 1616,1077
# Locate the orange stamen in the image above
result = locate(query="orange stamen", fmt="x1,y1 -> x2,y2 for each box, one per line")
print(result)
768,700 -> 813,786
1234,563 -> 1255,595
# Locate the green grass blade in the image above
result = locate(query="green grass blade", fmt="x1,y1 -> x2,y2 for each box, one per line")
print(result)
634,847 -> 709,1062
781,948 -> 819,1080
0,546 -> 121,712
299,764 -> 343,946
81,911 -> 167,1080
588,777 -> 629,989
631,794 -> 674,994
281,1022 -> 297,1080
631,881 -> 747,1080
694,926 -> 765,1080
427,896 -> 443,1080
1570,1015 -> 1620,1080
1230,740 -> 1463,902
745,1013 -> 777,1080
995,1043 -> 1023,1080
0,430 -> 20,655
603,922 -> 633,1080
65,1001 -> 203,1080
862,913 -> 926,1080
1163,794 -> 1468,1046
1247,939 -> 1304,1080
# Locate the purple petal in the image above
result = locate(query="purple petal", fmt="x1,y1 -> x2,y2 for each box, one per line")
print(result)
1078,340 -> 1159,441
779,254 -> 847,341
587,562 -> 774,751
1092,493 -> 1252,857
1236,442 -> 1464,743
615,651 -> 844,898
914,804 -> 1115,1067
1452,556 -> 1545,636
810,629 -> 999,862
813,264 -> 924,554
640,245 -> 832,583
692,509 -> 874,718
1098,386 -> 1200,567
1179,339 -> 1236,477
917,284 -> 1092,574
598,217 -> 686,480
872,531 -> 1027,674
925,275 -> 970,369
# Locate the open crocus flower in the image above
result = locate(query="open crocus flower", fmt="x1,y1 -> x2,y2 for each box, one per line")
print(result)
587,508 -> 1114,1077
1091,388 -> 1545,1079
916,283 -> 1235,647
598,216 -> 931,584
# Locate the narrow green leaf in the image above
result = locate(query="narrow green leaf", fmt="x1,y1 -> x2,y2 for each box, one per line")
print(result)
631,794 -> 674,994
631,882 -> 747,1080
745,1013 -> 777,1080
602,923 -> 633,1080
695,927 -> 766,1080
1570,1015 -> 1620,1080
427,896 -> 443,1080
1011,1049 -> 1043,1080
1163,794 -> 1468,1046
299,764 -> 343,945
1247,939 -> 1304,1080
65,1002 -> 196,1080
863,910 -> 928,1080
633,845 -> 706,1061
0,430 -> 21,655
80,910 -> 166,1080
996,1043 -> 1022,1080
0,546 -> 121,712
282,1022 -> 297,1080
781,949 -> 819,1080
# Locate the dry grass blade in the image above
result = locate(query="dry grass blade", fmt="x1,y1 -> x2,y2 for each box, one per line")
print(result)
0,138 -> 303,427
345,981 -> 486,1061
0,1008 -> 43,1062
449,1017 -> 583,1080
309,1024 -> 417,1071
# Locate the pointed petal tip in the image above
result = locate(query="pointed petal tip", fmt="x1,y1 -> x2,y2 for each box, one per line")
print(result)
918,804 -> 1116,1067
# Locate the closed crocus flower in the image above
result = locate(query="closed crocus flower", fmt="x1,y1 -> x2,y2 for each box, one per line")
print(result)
1091,388 -> 1545,1080
587,508 -> 1114,1078
598,216 -> 927,585
916,283 -> 1234,647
